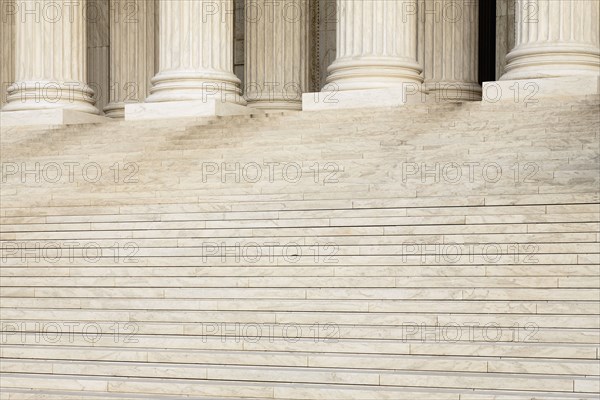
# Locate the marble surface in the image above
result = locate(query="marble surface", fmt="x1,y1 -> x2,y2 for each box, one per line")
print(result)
103,0 -> 156,118
483,76 -> 600,104
418,0 -> 481,101
1,94 -> 599,398
325,0 -> 423,91
501,0 -> 600,80
0,0 -> 15,108
146,0 -> 244,106
244,0 -> 311,111
495,0 -> 515,81
125,99 -> 261,121
0,109 -> 110,126
3,0 -> 100,115
303,87 -> 425,111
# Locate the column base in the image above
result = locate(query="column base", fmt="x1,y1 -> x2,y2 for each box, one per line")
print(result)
125,100 -> 261,121
302,87 -> 426,111
103,102 -> 126,119
246,100 -> 303,112
482,76 -> 600,104
0,109 -> 110,127
424,82 -> 482,102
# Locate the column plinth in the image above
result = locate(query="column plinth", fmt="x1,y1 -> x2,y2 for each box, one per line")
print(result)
244,0 -> 311,111
2,0 -> 99,114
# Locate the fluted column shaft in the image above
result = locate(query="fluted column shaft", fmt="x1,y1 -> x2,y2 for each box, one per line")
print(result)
244,0 -> 310,111
104,0 -> 156,118
418,0 -> 481,101
1,0 -> 15,108
3,0 -> 99,113
325,0 -> 422,91
501,0 -> 600,80
147,0 -> 244,104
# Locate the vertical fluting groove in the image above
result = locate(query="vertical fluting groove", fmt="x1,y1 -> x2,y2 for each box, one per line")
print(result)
515,0 -> 600,46
4,0 -> 98,113
147,0 -> 241,104
419,0 -> 481,100
244,0 -> 310,110
1,0 -> 15,107
326,0 -> 422,90
104,0 -> 155,116
503,0 -> 600,80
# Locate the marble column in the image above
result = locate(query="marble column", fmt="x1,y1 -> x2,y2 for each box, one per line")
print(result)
418,0 -> 481,101
324,0 -> 422,91
496,0 -> 515,80
87,0 -> 110,114
1,0 -> 15,108
146,0 -> 244,105
3,0 -> 99,114
244,0 -> 311,111
501,0 -> 600,80
104,0 -> 156,118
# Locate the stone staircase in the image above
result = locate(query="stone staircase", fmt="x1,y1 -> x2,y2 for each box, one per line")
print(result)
0,96 -> 599,399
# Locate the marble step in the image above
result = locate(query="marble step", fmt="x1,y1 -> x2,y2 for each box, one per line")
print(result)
3,184 -> 598,208
4,221 -> 596,241
0,360 -> 597,394
2,211 -> 598,232
4,203 -> 594,222
2,342 -> 599,372
3,335 -> 598,359
6,179 -> 599,202
2,254 -> 597,269
3,265 -> 597,280
2,233 -> 598,249
10,131 -> 595,159
5,374 -> 597,400
2,273 -> 598,290
8,127 -> 596,157
6,109 -> 595,146
5,145 -> 597,170
1,297 -> 597,314
2,336 -> 598,360
1,312 -> 598,333
1,303 -> 597,326
3,286 -> 596,301
1,354 -> 598,377
4,101 -> 597,144
3,192 -> 597,218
